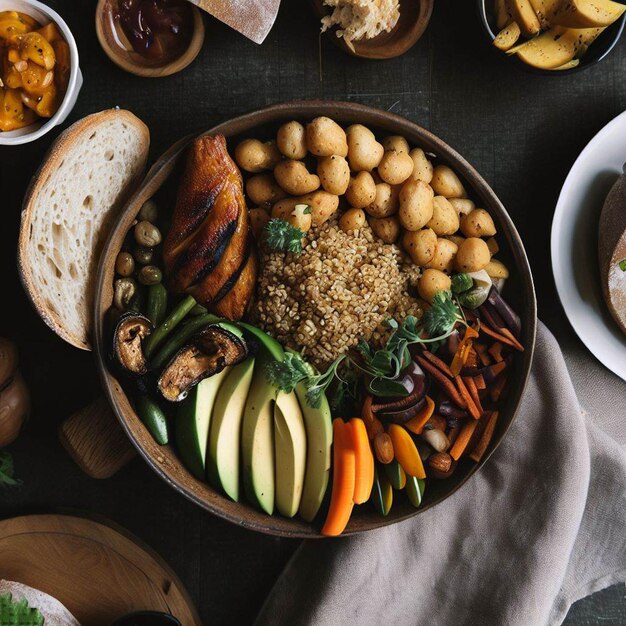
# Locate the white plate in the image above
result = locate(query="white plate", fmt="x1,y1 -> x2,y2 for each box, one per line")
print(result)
551,110 -> 626,382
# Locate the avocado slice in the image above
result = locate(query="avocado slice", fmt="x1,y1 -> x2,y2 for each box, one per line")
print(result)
241,325 -> 285,515
207,358 -> 255,501
274,390 -> 307,518
176,367 -> 231,480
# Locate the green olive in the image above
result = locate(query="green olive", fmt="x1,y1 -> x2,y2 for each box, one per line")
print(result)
134,220 -> 162,247
115,251 -> 135,277
134,246 -> 154,265
138,265 -> 162,286
138,199 -> 158,222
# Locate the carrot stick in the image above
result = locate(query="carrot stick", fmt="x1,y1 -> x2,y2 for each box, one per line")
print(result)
491,374 -> 508,403
488,342 -> 505,363
404,396 -> 435,435
481,324 -> 524,352
455,376 -> 481,419
321,420 -> 356,537
415,356 -> 466,408
463,376 -> 483,415
387,424 -> 426,479
450,420 -> 479,460
469,411 -> 500,462
498,327 -> 525,352
348,418 -> 375,505
473,373 -> 486,390
421,350 -> 454,378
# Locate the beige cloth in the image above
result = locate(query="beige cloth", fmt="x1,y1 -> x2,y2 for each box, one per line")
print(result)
256,322 -> 626,626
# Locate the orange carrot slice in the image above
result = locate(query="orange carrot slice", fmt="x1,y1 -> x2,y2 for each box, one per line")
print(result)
450,420 -> 479,460
481,324 -> 524,352
387,424 -> 426,479
463,376 -> 484,415
404,395 -> 435,435
321,420 -> 356,537
455,376 -> 481,419
348,418 -> 375,505
421,351 -> 454,378
491,374 -> 508,403
488,341 -> 505,363
469,411 -> 500,462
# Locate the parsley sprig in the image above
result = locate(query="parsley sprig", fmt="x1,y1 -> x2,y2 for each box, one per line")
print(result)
266,290 -> 466,407
265,218 -> 306,254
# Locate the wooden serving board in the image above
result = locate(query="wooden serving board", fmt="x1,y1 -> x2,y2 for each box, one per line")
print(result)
0,514 -> 201,626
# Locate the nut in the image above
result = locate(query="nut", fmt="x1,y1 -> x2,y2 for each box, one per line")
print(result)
428,452 -> 452,474
423,428 -> 449,452
374,432 -> 394,464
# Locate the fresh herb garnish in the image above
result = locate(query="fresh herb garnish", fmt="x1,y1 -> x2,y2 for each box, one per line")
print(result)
267,290 -> 466,407
0,592 -> 44,625
0,451 -> 20,487
619,258 -> 626,272
265,218 -> 305,254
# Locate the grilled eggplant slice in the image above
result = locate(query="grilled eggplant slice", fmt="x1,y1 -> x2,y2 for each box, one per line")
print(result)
157,324 -> 248,402
113,313 -> 152,376
163,134 -> 258,319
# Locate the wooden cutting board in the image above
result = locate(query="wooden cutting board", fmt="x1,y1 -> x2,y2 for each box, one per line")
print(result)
0,515 -> 201,626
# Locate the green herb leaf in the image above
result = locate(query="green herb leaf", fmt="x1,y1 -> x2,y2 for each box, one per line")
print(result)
0,592 -> 45,626
619,258 -> 626,272
0,451 -> 20,487
265,352 -> 310,393
421,290 -> 464,337
265,219 -> 305,254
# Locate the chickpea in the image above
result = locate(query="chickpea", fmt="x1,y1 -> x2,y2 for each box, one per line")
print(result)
277,121 -> 307,159
235,139 -> 281,173
134,246 -> 153,265
448,198 -> 475,216
369,216 -> 401,243
317,155 -> 350,195
249,208 -> 271,239
339,208 -> 366,233
418,269 -> 452,303
345,171 -> 376,209
398,179 -> 434,231
138,265 -> 162,286
427,196 -> 460,236
115,251 -> 135,277
382,135 -> 409,153
306,117 -> 348,157
274,160 -> 320,195
365,183 -> 398,218
455,237 -> 491,273
346,124 -> 384,171
460,208 -> 497,238
114,278 -> 137,310
485,258 -> 509,279
246,174 -> 287,206
409,148 -> 433,183
430,165 -> 466,198
427,238 -> 458,274
378,150 -> 415,185
138,199 -> 158,222
403,228 -> 437,266
272,202 -> 312,232
134,221 -> 162,247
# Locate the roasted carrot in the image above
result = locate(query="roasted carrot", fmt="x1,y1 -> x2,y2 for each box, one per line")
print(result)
450,419 -> 479,460
465,347 -> 479,369
498,327 -> 525,352
321,419 -> 356,537
469,411 -> 500,462
491,374 -> 508,403
473,373 -> 486,390
361,395 -> 384,440
488,341 -> 505,363
475,343 -> 492,367
421,350 -> 454,378
481,324 -> 524,352
463,376 -> 483,415
415,356 -> 466,408
455,376 -> 481,419
387,424 -> 426,479
404,395 -> 435,435
348,418 -> 375,504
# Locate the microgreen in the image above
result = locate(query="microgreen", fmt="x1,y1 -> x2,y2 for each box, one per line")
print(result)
0,593 -> 44,625
619,258 -> 626,272
264,218 -> 305,254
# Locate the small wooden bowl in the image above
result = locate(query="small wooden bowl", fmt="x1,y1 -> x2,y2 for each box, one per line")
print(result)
94,101 -> 537,538
311,0 -> 434,59
95,0 -> 205,78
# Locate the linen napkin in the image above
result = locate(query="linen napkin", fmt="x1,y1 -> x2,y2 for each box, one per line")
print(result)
256,322 -> 626,626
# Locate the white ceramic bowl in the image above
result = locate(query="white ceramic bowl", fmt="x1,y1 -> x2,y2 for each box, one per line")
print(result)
0,0 -> 82,145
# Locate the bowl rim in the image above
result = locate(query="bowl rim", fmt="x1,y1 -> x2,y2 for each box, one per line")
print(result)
94,100 -> 537,538
0,0 -> 82,145
475,0 -> 626,76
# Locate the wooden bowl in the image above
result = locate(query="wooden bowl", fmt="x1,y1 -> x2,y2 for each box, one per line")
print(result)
311,0 -> 434,59
94,101 -> 537,538
95,0 -> 205,78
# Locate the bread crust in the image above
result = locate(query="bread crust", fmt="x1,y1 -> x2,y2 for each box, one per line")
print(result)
18,109 -> 150,351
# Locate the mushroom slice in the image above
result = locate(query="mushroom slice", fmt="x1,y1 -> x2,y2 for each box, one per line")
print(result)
113,313 -> 152,376
157,324 -> 248,402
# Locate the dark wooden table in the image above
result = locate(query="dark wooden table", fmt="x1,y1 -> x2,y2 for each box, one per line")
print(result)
1,0 -> 625,623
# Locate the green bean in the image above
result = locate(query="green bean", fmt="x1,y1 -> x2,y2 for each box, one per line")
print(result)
143,294 -> 197,359
146,283 -> 168,327
150,313 -> 222,371
134,394 -> 169,445
189,303 -> 209,317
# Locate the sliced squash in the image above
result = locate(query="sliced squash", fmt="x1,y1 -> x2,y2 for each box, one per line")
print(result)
494,21 -> 522,49
551,0 -> 626,28
506,0 -> 542,36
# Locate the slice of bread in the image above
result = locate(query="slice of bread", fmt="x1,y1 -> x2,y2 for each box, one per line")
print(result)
18,109 -> 150,350
0,580 -> 81,625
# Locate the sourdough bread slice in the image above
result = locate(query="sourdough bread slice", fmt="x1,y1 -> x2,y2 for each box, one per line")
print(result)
0,579 -> 81,625
18,109 -> 150,350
